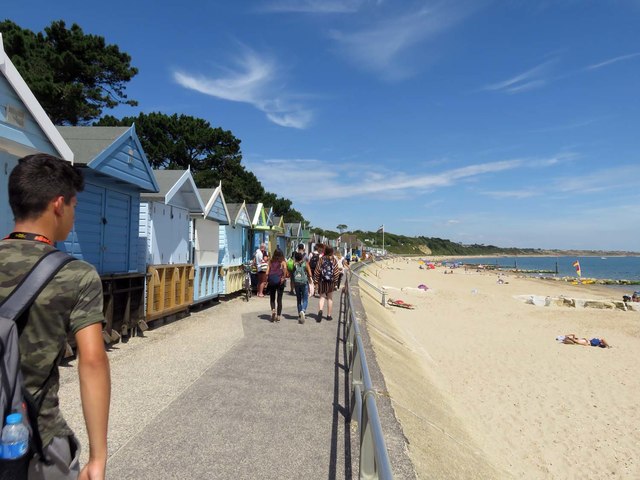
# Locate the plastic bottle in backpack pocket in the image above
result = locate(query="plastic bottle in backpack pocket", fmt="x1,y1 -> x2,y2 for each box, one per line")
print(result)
1,413 -> 29,459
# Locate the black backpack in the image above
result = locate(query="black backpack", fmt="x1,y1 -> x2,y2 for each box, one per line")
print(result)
309,253 -> 320,273
0,250 -> 75,478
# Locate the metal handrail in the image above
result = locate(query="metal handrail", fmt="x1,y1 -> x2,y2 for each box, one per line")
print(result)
342,267 -> 393,479
349,269 -> 387,306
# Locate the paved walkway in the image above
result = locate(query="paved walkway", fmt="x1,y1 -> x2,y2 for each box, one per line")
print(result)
59,271 -> 417,479
60,288 -> 358,479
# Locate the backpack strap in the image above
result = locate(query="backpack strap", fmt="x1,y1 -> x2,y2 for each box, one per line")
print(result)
0,250 -> 76,331
0,249 -> 76,463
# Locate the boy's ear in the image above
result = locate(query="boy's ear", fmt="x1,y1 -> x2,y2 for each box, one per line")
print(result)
51,196 -> 66,216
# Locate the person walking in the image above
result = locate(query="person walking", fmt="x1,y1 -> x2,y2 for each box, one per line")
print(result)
292,251 -> 313,324
255,243 -> 268,297
288,243 -> 307,295
265,249 -> 288,322
0,154 -> 111,479
309,243 -> 324,299
335,250 -> 346,290
313,246 -> 340,322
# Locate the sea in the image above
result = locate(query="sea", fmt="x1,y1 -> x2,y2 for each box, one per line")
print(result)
448,256 -> 640,283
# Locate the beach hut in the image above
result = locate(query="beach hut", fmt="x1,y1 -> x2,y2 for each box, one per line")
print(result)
140,169 -> 204,322
223,202 -> 252,294
0,34 -> 74,237
246,203 -> 270,255
192,184 -> 230,303
269,215 -> 288,254
140,169 -> 204,265
57,125 -> 159,340
284,222 -> 302,255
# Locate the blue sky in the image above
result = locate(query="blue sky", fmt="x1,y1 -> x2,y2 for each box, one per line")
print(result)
4,1 -> 640,250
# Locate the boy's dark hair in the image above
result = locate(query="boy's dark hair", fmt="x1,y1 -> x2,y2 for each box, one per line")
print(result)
324,246 -> 334,256
297,243 -> 305,250
316,243 -> 325,253
294,251 -> 303,261
9,154 -> 84,221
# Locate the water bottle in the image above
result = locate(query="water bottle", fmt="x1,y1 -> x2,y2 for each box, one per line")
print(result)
1,413 -> 29,459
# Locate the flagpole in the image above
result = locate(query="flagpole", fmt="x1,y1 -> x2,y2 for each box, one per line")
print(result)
382,225 -> 385,255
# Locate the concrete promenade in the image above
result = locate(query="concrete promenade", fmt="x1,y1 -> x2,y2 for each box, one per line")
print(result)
58,278 -> 415,479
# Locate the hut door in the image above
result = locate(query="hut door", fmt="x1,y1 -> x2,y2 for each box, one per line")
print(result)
103,190 -> 131,273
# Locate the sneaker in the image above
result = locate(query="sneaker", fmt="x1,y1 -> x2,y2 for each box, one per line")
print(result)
271,311 -> 276,322
299,311 -> 305,324
317,310 -> 323,322
276,315 -> 281,323
327,315 -> 333,321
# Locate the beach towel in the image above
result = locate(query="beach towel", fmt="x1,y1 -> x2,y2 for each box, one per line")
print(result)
387,299 -> 415,309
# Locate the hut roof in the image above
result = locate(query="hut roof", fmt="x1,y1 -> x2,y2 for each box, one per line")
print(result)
57,126 -> 129,165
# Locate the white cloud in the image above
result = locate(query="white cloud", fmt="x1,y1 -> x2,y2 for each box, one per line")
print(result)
329,2 -> 475,80
173,48 -> 313,129
480,189 -> 539,199
247,156 -> 545,202
552,166 -> 640,194
586,52 -> 640,71
260,0 -> 370,13
484,59 -> 556,94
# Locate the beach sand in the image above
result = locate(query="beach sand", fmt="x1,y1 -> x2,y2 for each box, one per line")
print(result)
357,258 -> 640,479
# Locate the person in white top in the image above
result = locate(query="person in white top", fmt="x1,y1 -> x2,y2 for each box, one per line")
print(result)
255,243 -> 268,297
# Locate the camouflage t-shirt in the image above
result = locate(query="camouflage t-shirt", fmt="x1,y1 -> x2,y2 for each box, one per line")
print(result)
0,239 -> 104,447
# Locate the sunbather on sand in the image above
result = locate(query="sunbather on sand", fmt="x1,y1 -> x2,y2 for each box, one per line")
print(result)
558,334 -> 610,348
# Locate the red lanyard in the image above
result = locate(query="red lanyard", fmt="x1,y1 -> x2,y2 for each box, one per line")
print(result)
3,232 -> 54,246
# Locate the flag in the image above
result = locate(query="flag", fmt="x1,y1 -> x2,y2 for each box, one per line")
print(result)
376,225 -> 384,234
572,260 -> 581,277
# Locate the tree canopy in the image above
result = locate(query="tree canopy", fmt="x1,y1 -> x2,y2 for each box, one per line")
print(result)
96,112 -> 305,222
1,20 -> 138,125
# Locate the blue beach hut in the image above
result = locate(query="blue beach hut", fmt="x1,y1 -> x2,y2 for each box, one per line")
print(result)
192,184 -> 230,303
247,203 -> 270,255
0,34 -> 74,237
223,201 -> 252,294
57,125 -> 159,340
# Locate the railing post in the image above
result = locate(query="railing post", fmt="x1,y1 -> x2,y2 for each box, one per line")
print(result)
381,288 -> 386,307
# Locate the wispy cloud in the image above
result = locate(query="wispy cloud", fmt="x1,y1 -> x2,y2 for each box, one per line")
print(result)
553,166 -> 640,194
259,0 -> 372,13
586,52 -> 640,70
173,47 -> 312,129
483,59 -> 556,94
329,2 -> 477,80
480,189 -> 540,199
246,155 -> 571,202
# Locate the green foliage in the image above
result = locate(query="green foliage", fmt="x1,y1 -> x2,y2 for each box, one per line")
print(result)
1,20 -> 138,124
345,230 -> 544,255
336,224 -> 348,233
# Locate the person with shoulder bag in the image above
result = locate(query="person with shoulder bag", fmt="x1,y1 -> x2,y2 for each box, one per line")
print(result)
292,252 -> 313,324
313,246 -> 340,322
265,249 -> 288,322
0,154 -> 110,480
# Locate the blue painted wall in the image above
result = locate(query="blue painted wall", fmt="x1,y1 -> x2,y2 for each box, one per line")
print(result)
60,169 -> 142,275
0,75 -> 60,237
0,75 -> 59,156
89,128 -> 157,192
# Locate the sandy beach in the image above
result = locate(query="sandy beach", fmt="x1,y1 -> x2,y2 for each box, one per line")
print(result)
357,258 -> 640,479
